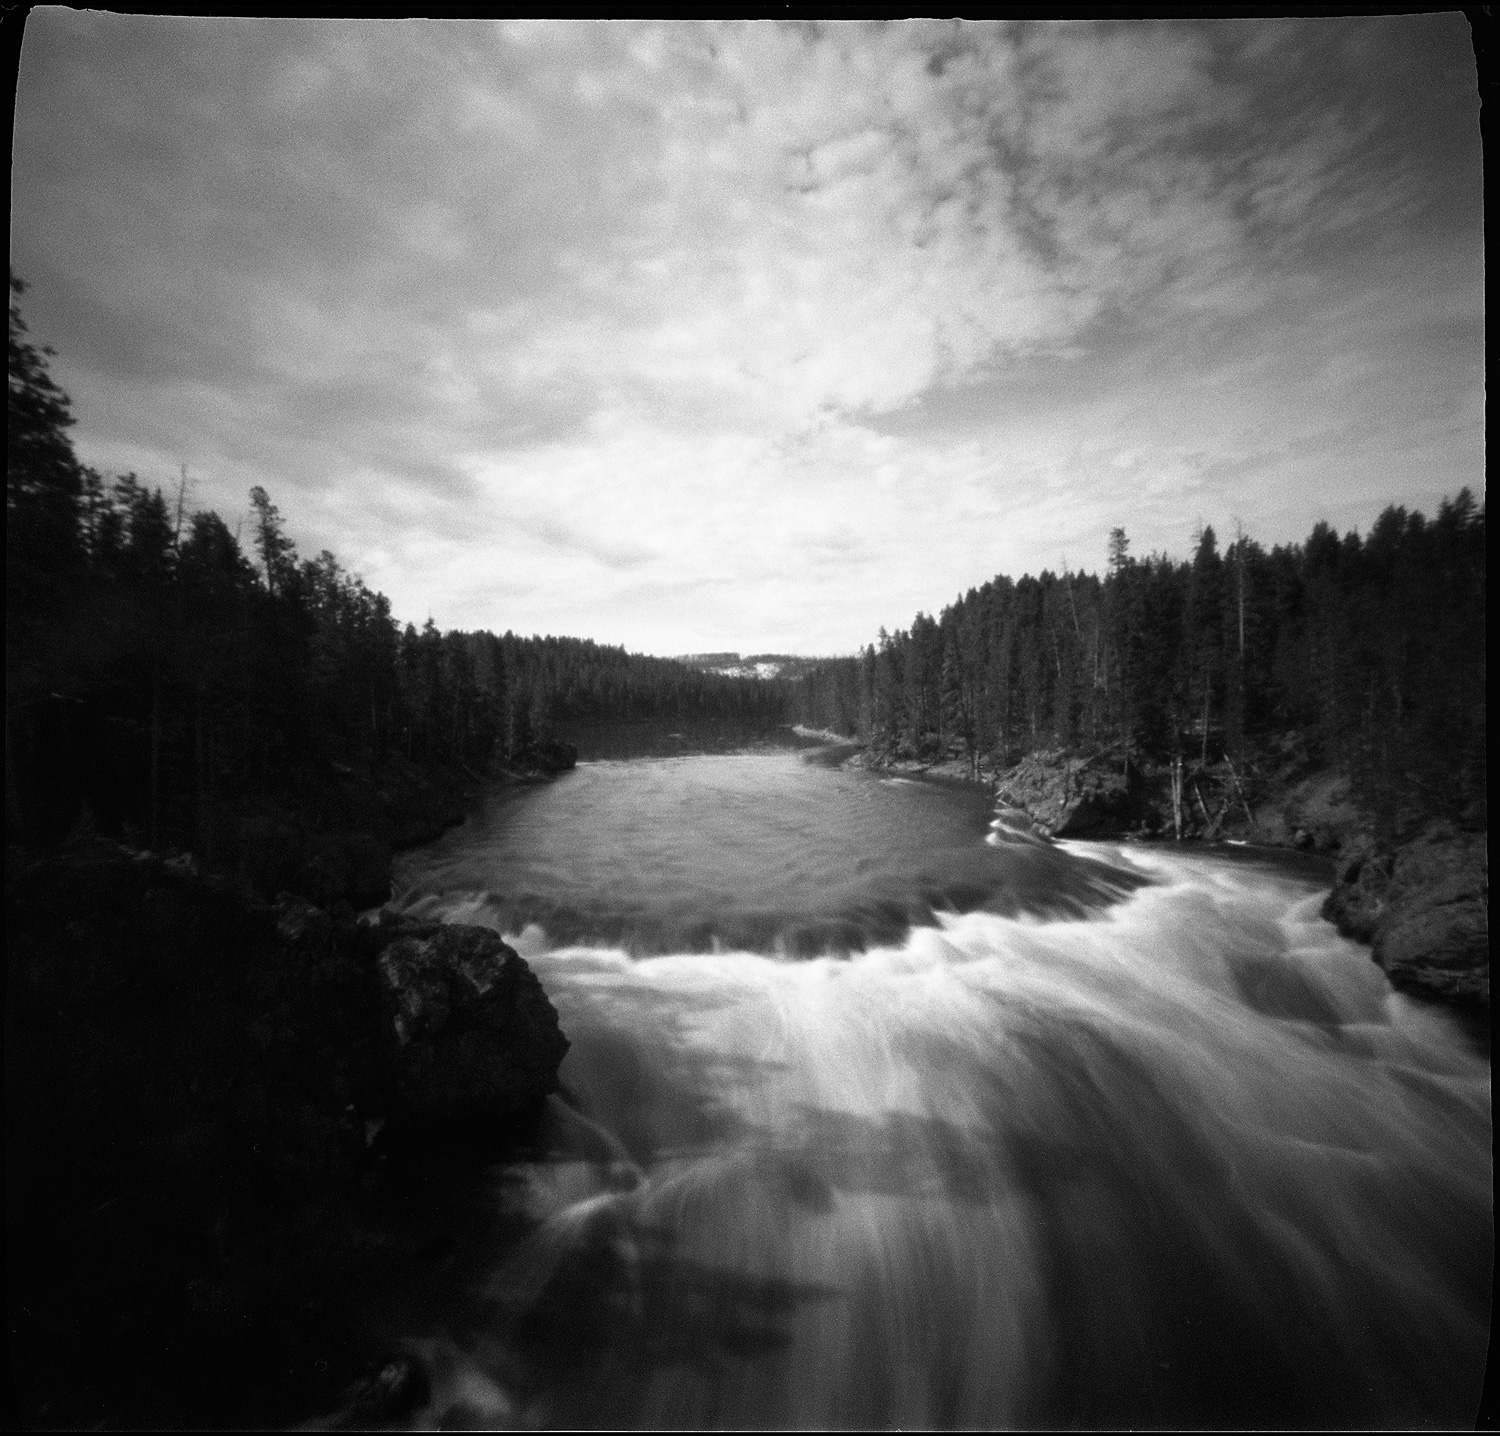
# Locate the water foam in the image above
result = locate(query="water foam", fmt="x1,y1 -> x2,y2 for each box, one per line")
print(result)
392,849 -> 1490,1429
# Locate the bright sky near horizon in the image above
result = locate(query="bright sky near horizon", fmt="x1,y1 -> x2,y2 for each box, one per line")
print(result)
11,14 -> 1485,656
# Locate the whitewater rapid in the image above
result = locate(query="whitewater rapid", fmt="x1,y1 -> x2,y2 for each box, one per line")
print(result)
374,757 -> 1490,1429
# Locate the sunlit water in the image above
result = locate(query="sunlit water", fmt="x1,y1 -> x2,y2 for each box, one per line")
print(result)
380,750 -> 1491,1430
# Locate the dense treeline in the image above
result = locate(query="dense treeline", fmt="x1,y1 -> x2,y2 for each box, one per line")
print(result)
797,506 -> 1485,828
10,275 -> 1483,851
500,634 -> 787,737
5,278 -> 786,854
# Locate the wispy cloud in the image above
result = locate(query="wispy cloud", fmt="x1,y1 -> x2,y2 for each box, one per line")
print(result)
11,14 -> 1483,652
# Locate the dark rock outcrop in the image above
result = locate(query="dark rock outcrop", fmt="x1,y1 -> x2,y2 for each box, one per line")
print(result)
376,925 -> 570,1133
5,839 -> 568,1430
994,749 -> 1140,838
1323,823 -> 1488,1009
984,736 -> 1375,852
1322,843 -> 1392,943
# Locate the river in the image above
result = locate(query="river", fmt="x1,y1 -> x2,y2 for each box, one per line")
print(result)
382,746 -> 1491,1429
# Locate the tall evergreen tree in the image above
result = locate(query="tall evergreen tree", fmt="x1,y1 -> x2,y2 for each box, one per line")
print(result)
7,275 -> 84,617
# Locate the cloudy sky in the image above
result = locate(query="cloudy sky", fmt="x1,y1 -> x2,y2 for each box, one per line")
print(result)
11,14 -> 1484,655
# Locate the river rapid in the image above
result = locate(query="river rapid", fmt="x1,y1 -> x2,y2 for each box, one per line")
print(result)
383,747 -> 1491,1430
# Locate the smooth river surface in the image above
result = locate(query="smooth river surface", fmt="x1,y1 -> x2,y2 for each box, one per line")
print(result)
385,748 -> 1491,1429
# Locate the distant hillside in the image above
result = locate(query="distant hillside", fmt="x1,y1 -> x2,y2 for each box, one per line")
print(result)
674,652 -> 841,682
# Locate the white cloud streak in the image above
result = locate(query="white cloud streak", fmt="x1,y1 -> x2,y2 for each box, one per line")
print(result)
11,14 -> 1484,652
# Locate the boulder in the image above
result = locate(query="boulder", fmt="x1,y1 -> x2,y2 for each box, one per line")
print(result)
995,750 -> 1138,839
375,925 -> 569,1131
1372,826 -> 1488,1009
1321,839 -> 1393,943
1323,822 -> 1488,1009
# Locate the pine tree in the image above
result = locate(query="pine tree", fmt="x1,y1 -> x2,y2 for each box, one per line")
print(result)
249,486 -> 297,598
8,275 -> 85,615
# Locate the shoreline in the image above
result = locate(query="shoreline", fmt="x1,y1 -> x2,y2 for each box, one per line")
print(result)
834,737 -> 1487,1017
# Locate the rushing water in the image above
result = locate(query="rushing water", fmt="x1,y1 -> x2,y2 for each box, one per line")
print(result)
380,748 -> 1491,1430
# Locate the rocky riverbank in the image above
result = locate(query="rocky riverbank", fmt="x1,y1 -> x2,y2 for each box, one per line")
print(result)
1321,822 -> 1489,1011
4,835 -> 569,1431
855,741 -> 1487,1014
